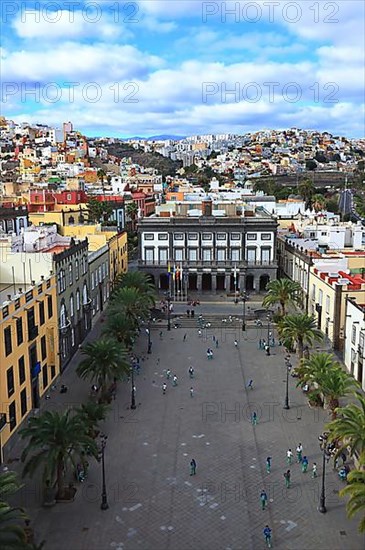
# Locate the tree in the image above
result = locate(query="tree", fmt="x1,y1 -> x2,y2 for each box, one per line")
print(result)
319,367 -> 357,419
111,287 -> 151,327
86,198 -> 113,224
0,471 -> 27,549
19,410 -> 97,500
103,312 -> 136,349
340,464 -> 365,532
312,194 -> 326,213
298,178 -> 315,209
97,169 -> 106,184
278,314 -> 322,359
77,338 -> 130,401
262,278 -> 302,316
74,401 -> 109,438
326,392 -> 365,458
114,271 -> 156,307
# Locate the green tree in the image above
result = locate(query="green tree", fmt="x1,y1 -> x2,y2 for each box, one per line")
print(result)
77,338 -> 130,401
262,278 -> 302,316
103,312 -> 136,349
326,392 -> 365,458
74,401 -> 109,438
97,169 -> 106,184
87,198 -> 113,224
111,287 -> 150,327
312,194 -> 327,212
19,411 -> 97,500
298,178 -> 315,209
278,314 -> 322,359
319,367 -> 357,419
340,464 -> 365,533
0,471 -> 27,549
114,271 -> 156,306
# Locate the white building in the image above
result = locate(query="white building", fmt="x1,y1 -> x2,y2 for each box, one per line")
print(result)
344,298 -> 365,391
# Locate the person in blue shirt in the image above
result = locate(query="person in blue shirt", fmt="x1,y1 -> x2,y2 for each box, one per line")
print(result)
263,525 -> 272,547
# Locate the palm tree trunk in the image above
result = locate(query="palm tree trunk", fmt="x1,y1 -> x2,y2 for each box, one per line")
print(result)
297,337 -> 304,359
56,459 -> 64,499
280,301 -> 286,316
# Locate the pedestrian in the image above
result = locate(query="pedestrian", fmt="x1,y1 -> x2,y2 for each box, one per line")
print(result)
301,456 -> 309,473
234,339 -> 238,348
262,339 -> 266,349
209,349 -> 214,360
213,335 -> 216,342
260,489 -> 268,510
183,333 -> 187,342
311,462 -> 317,478
265,344 -> 270,356
166,369 -> 171,379
187,309 -> 190,317
206,349 -> 210,360
190,387 -> 194,397
296,443 -> 303,463
341,451 -> 347,465
198,329 -> 202,337
258,338 -> 262,350
247,379 -> 253,390
286,448 -> 293,465
263,525 -> 272,548
215,339 -> 219,348
190,458 -> 197,475
162,383 -> 167,395
159,331 -> 163,339
266,457 -> 271,474
284,469 -> 291,488
189,366 -> 194,379
251,411 -> 258,425
173,375 -> 178,386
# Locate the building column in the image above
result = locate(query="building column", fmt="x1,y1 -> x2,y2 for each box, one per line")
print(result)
197,273 -> 202,292
254,274 -> 260,293
212,274 -> 217,292
225,274 -> 230,292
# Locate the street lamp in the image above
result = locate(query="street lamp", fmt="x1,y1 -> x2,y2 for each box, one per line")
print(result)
166,293 -> 171,331
130,363 -> 136,409
318,434 -> 331,513
100,434 -> 109,510
241,292 -> 247,331
266,313 -> 272,355
146,326 -> 151,354
283,357 -> 292,410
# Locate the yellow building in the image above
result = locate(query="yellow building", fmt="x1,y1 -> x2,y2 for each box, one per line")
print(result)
0,274 -> 59,463
109,231 -> 128,289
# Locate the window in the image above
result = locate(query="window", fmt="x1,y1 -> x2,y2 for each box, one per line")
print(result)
188,248 -> 198,261
38,284 -> 43,295
188,233 -> 198,240
69,215 -> 75,224
310,232 -> 316,238
217,249 -> 226,261
50,364 -> 56,379
16,318 -> 23,345
174,249 -> 184,261
321,231 -> 327,236
9,401 -> 16,431
312,284 -> 316,300
92,272 -> 95,290
261,233 -> 272,240
202,233 -> 212,240
216,233 -> 226,240
60,303 -> 67,328
76,289 -> 81,311
98,266 -> 102,283
102,263 -> 106,279
83,256 -> 87,274
69,264 -> 73,285
83,283 -> 88,305
246,248 -> 256,262
247,233 -> 257,240
174,233 -> 184,240
4,326 -> 12,356
352,324 -> 357,345
41,335 -> 47,361
325,295 -> 330,314
18,356 -> 26,385
42,364 -> 48,389
261,248 -> 271,263
7,367 -> 15,398
318,289 -> 323,306
145,248 -> 154,262
202,249 -> 212,261
158,233 -> 168,240
231,249 -> 240,261
230,233 -> 240,240
39,301 -> 45,325
145,233 -> 154,240
20,388 -> 27,417
75,259 -> 79,280
47,295 -> 53,318
27,307 -> 36,337
360,332 -> 364,353
158,248 -> 168,263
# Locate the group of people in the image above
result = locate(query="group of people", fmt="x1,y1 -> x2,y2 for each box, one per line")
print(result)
163,367 -> 195,397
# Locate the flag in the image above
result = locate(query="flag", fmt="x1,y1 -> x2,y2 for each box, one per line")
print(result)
176,264 -> 180,280
167,261 -> 171,276
172,264 -> 176,280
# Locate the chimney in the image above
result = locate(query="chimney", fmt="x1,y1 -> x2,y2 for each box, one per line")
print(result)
201,195 -> 212,217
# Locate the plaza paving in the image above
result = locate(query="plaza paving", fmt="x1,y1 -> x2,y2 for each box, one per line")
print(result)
6,306 -> 365,550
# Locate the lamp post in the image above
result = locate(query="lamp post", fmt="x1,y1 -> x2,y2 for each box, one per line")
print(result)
166,293 -> 171,331
131,364 -> 136,409
283,357 -> 292,410
100,434 -> 109,510
146,325 -> 151,354
318,434 -> 330,513
241,292 -> 247,332
266,313 -> 271,356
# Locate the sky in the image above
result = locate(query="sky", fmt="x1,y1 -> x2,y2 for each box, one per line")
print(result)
1,0 -> 365,138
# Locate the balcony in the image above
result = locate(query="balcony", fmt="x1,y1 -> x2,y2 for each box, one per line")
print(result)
138,259 -> 277,268
28,325 -> 39,341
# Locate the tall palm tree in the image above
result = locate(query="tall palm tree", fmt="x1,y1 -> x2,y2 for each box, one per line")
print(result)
74,401 -> 109,439
77,338 -> 130,401
278,313 -> 322,359
296,352 -> 335,382
312,194 -> 326,213
326,392 -> 365,459
0,471 -> 26,549
262,278 -> 302,316
111,287 -> 150,326
103,312 -> 136,349
114,271 -> 156,307
298,178 -> 315,209
126,202 -> 139,230
320,368 -> 358,419
340,463 -> 365,533
19,410 -> 97,500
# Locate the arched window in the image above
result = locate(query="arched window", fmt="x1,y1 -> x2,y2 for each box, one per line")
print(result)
83,283 -> 88,305
75,259 -> 79,280
69,264 -> 73,286
60,303 -> 67,328
70,294 -> 74,317
76,289 -> 80,311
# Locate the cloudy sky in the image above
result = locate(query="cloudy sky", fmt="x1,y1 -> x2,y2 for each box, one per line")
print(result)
1,1 -> 364,137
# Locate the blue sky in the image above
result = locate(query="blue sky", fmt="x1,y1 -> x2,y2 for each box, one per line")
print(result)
1,1 -> 364,138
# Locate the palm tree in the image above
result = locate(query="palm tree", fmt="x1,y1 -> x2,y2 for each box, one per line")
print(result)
0,471 -> 26,549
298,178 -> 315,209
278,314 -> 322,359
312,194 -> 326,213
114,271 -> 156,306
74,401 -> 109,439
326,392 -> 365,459
262,278 -> 302,316
77,338 -> 130,401
296,352 -> 335,382
19,410 -> 97,500
319,367 -> 357,419
340,463 -> 365,532
126,202 -> 138,230
111,287 -> 150,327
103,312 -> 136,349
97,169 -> 106,185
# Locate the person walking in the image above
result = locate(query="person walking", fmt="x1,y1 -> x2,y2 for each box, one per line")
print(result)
284,469 -> 291,488
266,457 -> 272,474
189,366 -> 194,379
252,411 -> 258,426
263,525 -> 272,548
247,379 -> 254,390
301,456 -> 309,473
286,448 -> 293,465
183,333 -> 187,342
296,443 -> 303,463
260,489 -> 268,510
258,338 -> 262,350
190,387 -> 194,398
213,335 -> 216,342
198,329 -> 202,337
173,375 -> 178,386
166,369 -> 171,379
234,339 -> 238,348
215,339 -> 219,348
162,383 -> 167,395
311,462 -> 317,478
190,458 -> 197,475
